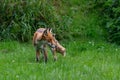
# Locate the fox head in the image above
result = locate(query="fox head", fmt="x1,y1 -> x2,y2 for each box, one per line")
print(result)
42,28 -> 57,48
43,28 -> 66,57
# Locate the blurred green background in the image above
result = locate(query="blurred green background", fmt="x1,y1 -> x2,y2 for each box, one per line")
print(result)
0,0 -> 119,44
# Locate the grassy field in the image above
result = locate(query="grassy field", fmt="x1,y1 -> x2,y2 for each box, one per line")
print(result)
0,40 -> 120,80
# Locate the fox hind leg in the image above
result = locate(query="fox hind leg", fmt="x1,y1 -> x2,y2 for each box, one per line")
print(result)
36,49 -> 40,62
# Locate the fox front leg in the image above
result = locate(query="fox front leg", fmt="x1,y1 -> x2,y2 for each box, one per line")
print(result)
42,45 -> 48,63
51,48 -> 57,61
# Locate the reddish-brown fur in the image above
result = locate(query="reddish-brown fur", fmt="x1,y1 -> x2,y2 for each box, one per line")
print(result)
33,28 -> 66,62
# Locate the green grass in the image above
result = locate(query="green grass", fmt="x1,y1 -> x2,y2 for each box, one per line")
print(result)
0,40 -> 120,80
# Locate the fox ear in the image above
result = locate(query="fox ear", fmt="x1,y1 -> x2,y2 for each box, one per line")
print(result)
49,28 -> 52,33
43,28 -> 48,36
43,28 -> 52,36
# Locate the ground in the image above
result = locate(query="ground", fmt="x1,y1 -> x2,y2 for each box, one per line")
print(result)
0,40 -> 120,80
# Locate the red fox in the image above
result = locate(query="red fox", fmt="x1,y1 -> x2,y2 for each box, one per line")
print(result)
33,28 -> 66,62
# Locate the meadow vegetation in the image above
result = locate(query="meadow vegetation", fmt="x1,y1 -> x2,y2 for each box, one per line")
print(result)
0,0 -> 120,80
0,40 -> 120,80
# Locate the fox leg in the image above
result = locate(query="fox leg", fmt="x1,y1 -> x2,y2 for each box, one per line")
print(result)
36,49 -> 40,62
43,45 -> 48,63
34,40 -> 41,62
35,43 -> 41,62
51,48 -> 57,61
